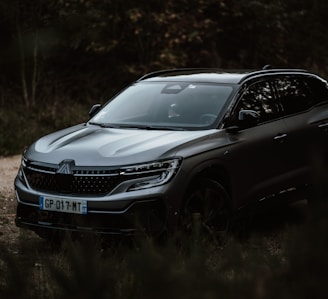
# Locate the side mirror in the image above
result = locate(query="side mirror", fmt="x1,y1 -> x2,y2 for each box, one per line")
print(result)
89,104 -> 102,118
238,109 -> 260,128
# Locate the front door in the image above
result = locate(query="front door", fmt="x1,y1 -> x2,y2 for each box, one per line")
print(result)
225,79 -> 291,208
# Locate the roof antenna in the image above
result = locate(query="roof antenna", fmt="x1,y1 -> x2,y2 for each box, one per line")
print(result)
262,64 -> 272,70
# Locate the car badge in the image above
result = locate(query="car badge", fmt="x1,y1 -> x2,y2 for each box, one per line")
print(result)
57,160 -> 75,175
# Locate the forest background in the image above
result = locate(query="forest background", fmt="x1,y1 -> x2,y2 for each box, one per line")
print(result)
0,0 -> 328,155
2,2 -> 328,298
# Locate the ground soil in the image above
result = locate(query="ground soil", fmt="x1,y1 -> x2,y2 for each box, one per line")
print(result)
0,155 -> 26,247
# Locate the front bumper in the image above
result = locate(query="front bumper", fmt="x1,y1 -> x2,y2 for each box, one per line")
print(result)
15,198 -> 166,236
15,176 -> 168,237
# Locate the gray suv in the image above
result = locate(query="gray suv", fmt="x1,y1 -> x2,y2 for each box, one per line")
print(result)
15,68 -> 328,238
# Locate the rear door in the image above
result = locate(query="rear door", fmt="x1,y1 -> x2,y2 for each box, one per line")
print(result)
274,75 -> 328,187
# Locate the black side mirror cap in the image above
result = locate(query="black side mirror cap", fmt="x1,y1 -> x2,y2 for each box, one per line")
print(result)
226,125 -> 240,134
89,104 -> 102,118
238,109 -> 260,128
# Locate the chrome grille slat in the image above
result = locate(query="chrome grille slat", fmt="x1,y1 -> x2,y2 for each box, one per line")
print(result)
27,167 -> 56,174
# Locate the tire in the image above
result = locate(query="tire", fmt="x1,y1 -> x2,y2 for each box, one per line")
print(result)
182,178 -> 231,241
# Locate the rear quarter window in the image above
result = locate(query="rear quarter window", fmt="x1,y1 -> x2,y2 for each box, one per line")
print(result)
303,77 -> 328,104
274,76 -> 316,115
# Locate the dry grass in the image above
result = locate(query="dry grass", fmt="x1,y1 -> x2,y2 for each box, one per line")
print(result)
2,156 -> 328,299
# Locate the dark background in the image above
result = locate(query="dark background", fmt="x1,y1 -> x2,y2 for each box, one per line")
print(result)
2,2 -> 328,298
1,0 -> 328,155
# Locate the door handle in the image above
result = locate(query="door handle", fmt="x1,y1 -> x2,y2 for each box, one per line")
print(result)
318,123 -> 328,129
274,133 -> 287,141
318,122 -> 328,134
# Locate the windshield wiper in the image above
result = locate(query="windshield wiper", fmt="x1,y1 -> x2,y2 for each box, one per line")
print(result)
118,124 -> 186,131
144,125 -> 186,131
89,122 -> 185,131
88,122 -> 119,128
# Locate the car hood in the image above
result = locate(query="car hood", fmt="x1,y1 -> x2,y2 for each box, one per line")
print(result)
25,124 -> 221,166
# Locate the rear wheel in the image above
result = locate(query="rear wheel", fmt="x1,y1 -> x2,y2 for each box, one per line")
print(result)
182,178 -> 231,242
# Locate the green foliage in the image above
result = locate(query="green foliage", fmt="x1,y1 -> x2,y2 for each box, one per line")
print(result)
281,202 -> 328,299
0,100 -> 91,156
1,0 -> 328,152
1,207 -> 328,299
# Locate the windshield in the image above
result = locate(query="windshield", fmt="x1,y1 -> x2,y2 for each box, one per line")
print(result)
90,82 -> 233,130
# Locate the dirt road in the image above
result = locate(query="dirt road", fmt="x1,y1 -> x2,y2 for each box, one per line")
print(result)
0,155 -> 21,244
0,155 -> 20,196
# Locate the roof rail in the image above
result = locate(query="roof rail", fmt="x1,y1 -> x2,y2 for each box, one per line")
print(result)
137,68 -> 224,81
238,68 -> 309,83
137,67 -> 311,84
262,64 -> 272,70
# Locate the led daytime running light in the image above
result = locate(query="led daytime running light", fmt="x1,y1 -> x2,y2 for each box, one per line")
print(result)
125,158 -> 181,191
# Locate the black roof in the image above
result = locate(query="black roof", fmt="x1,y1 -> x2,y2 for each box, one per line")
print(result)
137,68 -> 313,84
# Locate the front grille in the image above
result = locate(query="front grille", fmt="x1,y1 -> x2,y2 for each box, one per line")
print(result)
24,166 -> 125,196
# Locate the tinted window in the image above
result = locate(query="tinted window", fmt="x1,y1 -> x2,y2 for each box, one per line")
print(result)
303,77 -> 328,104
275,77 -> 313,115
234,81 -> 278,124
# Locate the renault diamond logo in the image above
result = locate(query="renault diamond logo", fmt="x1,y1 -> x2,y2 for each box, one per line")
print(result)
57,160 -> 75,175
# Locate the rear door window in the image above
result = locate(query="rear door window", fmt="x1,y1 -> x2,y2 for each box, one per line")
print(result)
274,76 -> 315,115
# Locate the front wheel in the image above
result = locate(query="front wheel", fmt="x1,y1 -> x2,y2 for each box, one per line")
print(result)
182,178 -> 231,241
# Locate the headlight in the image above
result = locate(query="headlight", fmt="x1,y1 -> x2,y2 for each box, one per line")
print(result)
17,156 -> 27,181
120,158 -> 182,191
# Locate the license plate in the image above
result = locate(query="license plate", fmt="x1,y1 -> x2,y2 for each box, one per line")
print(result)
39,196 -> 87,214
